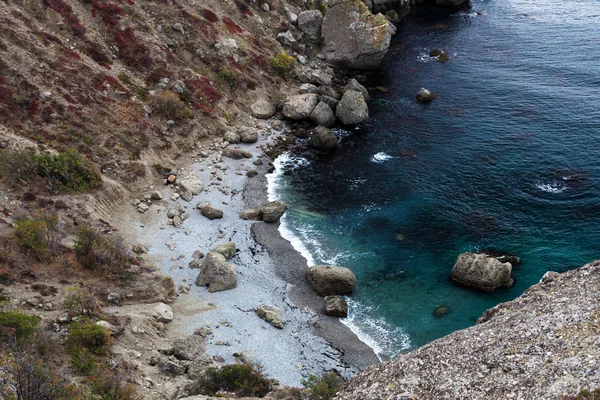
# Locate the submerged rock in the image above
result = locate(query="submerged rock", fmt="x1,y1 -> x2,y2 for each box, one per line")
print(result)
310,126 -> 338,151
433,305 -> 451,317
416,87 -> 437,103
450,252 -> 514,292
306,265 -> 356,296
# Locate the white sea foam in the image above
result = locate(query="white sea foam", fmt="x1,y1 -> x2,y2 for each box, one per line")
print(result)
371,152 -> 394,163
536,181 -> 566,193
268,152 -> 411,359
343,298 -> 411,360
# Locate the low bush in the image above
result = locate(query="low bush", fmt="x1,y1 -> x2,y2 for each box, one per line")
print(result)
63,285 -> 99,317
217,69 -> 238,85
35,149 -> 102,193
301,372 -> 345,400
0,311 -> 39,345
67,320 -> 112,355
13,211 -> 61,261
88,365 -> 141,400
190,363 -> 272,397
151,90 -> 189,119
0,149 -> 38,186
563,388 -> 600,400
0,350 -> 84,400
268,52 -> 295,76
69,347 -> 97,375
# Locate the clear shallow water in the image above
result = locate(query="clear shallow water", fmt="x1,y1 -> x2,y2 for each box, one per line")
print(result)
269,0 -> 600,359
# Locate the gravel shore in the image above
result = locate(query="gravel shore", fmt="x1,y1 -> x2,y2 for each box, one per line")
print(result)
113,124 -> 378,386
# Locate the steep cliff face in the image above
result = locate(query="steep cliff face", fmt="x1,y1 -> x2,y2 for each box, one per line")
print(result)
337,261 -> 600,400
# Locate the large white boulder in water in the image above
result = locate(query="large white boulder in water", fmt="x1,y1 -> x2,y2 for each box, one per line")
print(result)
320,0 -> 396,69
450,252 -> 514,292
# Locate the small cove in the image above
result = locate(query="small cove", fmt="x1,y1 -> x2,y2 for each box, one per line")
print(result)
269,0 -> 600,358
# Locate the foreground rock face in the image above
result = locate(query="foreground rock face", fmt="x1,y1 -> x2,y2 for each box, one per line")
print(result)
338,261 -> 600,400
450,252 -> 514,292
306,265 -> 356,296
320,0 -> 395,69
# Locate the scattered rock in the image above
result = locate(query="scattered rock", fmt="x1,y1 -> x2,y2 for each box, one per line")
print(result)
319,95 -> 340,110
211,242 -> 236,261
310,70 -> 333,86
251,100 -> 276,119
107,292 -> 121,304
138,203 -> 150,213
240,129 -> 259,143
160,360 -> 187,376
95,320 -> 118,333
196,252 -> 237,292
298,10 -> 323,41
187,355 -> 217,380
416,87 -> 437,103
132,243 -> 149,254
385,10 -> 399,23
310,102 -> 336,128
224,131 -> 241,143
246,170 -> 258,178
150,191 -> 163,200
450,252 -> 514,292
256,304 -> 286,329
153,302 -> 174,323
277,30 -> 297,48
306,265 -> 356,296
336,90 -> 369,125
178,171 -> 204,196
283,93 -> 319,121
197,202 -> 224,220
299,83 -> 319,94
310,126 -> 338,151
171,335 -> 206,361
222,147 -> 252,159
324,295 -> 348,317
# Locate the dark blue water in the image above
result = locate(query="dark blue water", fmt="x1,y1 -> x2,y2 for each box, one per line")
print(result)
269,0 -> 600,358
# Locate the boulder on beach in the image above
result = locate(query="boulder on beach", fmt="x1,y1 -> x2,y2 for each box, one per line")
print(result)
310,126 -> 338,151
196,252 -> 237,292
250,100 -> 276,119
224,131 -> 241,143
416,87 -> 437,103
261,201 -> 287,223
320,0 -> 395,70
153,302 -> 174,323
178,171 -> 204,196
306,265 -> 356,296
240,208 -> 263,221
450,252 -> 515,292
240,128 -> 259,143
310,102 -> 336,128
336,90 -> 369,125
256,304 -> 286,329
211,242 -> 236,261
283,93 -> 319,121
298,10 -> 323,41
222,147 -> 252,160
197,202 -> 224,220
324,295 -> 348,318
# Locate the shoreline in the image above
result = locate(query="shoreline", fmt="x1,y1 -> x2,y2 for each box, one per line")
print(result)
112,122 -> 379,387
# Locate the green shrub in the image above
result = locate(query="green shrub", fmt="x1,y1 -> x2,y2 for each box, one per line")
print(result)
268,52 -> 296,76
88,366 -> 141,400
69,347 -> 97,375
13,211 -> 61,261
67,320 -> 111,355
36,149 -> 102,193
218,69 -> 238,85
74,225 -> 135,278
190,363 -> 272,397
301,372 -> 344,400
151,90 -> 189,119
0,311 -> 39,345
0,149 -> 37,186
63,286 -> 99,317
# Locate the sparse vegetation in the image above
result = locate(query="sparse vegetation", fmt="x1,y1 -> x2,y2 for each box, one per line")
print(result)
189,363 -> 272,397
0,311 -> 39,345
63,285 -> 100,317
269,52 -> 296,76
301,372 -> 345,400
36,149 -> 103,193
218,69 -> 238,85
151,90 -> 189,119
13,211 -> 61,261
563,389 -> 600,400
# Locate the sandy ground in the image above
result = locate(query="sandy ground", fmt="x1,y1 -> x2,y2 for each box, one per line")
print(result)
112,122 -> 378,386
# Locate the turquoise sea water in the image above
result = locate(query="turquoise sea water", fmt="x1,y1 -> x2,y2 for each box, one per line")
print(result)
269,0 -> 600,358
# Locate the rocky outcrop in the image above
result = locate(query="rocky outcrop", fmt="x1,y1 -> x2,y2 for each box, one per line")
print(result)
298,10 -> 323,41
320,0 -> 396,70
306,265 -> 356,296
336,90 -> 369,125
195,252 -> 237,292
450,252 -> 514,292
338,261 -> 600,400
